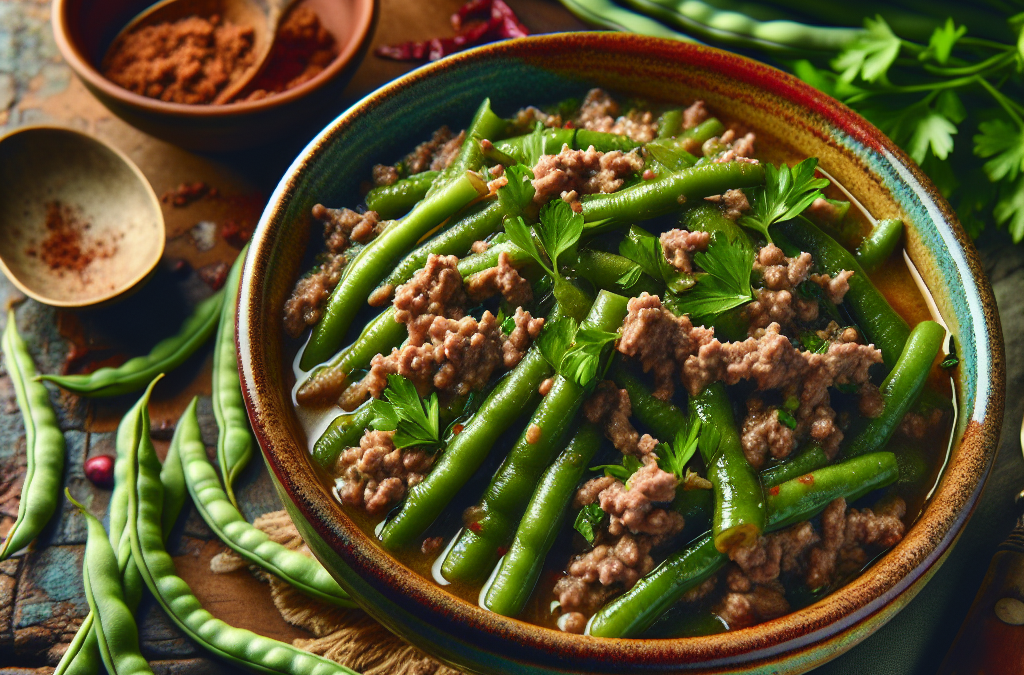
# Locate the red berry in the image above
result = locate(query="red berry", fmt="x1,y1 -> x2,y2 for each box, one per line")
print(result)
85,454 -> 115,489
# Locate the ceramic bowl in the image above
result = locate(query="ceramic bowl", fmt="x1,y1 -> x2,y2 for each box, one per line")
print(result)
51,0 -> 376,152
238,33 -> 1005,674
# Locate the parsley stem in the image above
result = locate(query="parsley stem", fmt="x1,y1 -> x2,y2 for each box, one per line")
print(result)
977,77 -> 1024,127
922,50 -> 1017,77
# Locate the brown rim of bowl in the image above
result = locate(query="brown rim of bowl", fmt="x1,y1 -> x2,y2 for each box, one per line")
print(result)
49,0 -> 376,116
239,32 -> 1005,667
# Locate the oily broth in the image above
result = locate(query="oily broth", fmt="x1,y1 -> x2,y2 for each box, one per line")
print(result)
289,99 -> 957,635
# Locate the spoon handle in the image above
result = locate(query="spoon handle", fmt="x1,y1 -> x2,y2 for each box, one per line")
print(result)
937,513 -> 1024,675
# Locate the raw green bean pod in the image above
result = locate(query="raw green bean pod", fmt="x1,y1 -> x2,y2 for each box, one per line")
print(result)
775,217 -> 910,370
441,292 -> 629,582
365,171 -> 439,219
177,397 -> 356,607
70,493 -> 153,675
380,305 -> 577,550
127,397 -> 359,675
39,291 -> 224,397
558,0 -> 698,41
0,310 -> 65,560
690,382 -> 765,552
482,424 -> 604,616
213,247 -> 255,509
587,451 -> 899,637
313,404 -> 377,468
843,320 -> 945,458
855,219 -> 904,271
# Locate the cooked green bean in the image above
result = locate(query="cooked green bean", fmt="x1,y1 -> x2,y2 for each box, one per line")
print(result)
0,310 -> 65,560
776,217 -> 910,370
573,249 -> 661,295
690,382 -> 765,552
430,100 -> 509,192
657,109 -> 684,138
313,404 -> 376,469
365,171 -> 439,219
760,444 -> 829,488
127,399 -> 359,675
843,320 -> 945,458
39,291 -> 224,397
70,493 -> 153,675
482,424 -> 604,616
856,219 -> 904,271
495,127 -> 641,159
214,247 -> 255,509
380,304 -> 577,550
441,292 -> 629,582
177,397 -> 356,607
588,451 -> 899,637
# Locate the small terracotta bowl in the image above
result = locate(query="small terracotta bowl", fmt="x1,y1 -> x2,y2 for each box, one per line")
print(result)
238,33 -> 1005,674
51,0 -> 376,152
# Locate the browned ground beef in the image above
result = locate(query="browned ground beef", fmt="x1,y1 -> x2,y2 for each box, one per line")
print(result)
740,397 -> 798,468
805,497 -> 907,588
703,189 -> 751,220
755,244 -> 813,291
745,287 -> 820,337
334,430 -> 434,515
716,581 -> 790,629
531,145 -> 644,207
372,164 -> 399,187
681,575 -> 718,603
393,254 -> 468,343
502,307 -> 544,368
513,106 -> 563,133
315,206 -> 384,249
596,456 -> 684,538
574,89 -> 659,142
582,381 -> 641,454
554,532 -> 656,615
810,270 -> 855,304
401,126 -> 465,175
898,408 -> 944,439
683,100 -> 708,129
660,228 -> 709,273
712,129 -> 758,163
465,251 -> 534,306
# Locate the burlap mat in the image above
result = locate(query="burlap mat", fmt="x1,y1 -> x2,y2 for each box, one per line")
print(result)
210,510 -> 463,675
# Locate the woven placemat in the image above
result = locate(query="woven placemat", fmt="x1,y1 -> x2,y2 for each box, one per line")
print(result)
210,511 -> 463,675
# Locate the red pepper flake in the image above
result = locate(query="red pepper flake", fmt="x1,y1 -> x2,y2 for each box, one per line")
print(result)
31,201 -> 117,274
220,220 -> 251,248
161,182 -> 216,207
376,0 -> 529,62
467,521 -> 482,533
496,546 -> 508,556
768,486 -> 780,496
798,474 -> 815,485
197,260 -> 230,290
452,423 -> 465,435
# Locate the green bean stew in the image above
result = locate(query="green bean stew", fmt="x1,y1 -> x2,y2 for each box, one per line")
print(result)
283,90 -> 956,637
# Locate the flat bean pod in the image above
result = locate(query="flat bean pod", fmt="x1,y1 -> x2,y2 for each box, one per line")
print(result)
441,291 -> 629,582
482,424 -> 604,616
127,398 -> 359,675
690,382 -> 765,552
40,291 -> 224,397
177,397 -> 356,607
0,310 -> 65,560
587,451 -> 899,637
365,171 -> 439,219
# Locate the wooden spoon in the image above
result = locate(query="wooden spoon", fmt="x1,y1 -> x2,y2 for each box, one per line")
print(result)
111,0 -> 296,105
0,126 -> 165,307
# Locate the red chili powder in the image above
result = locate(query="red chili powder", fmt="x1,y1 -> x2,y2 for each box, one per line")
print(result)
27,201 -> 115,274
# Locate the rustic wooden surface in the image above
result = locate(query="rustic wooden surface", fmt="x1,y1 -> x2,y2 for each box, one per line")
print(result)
0,1 -> 1021,673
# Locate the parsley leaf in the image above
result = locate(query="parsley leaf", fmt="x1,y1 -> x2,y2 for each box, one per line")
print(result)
799,332 -> 830,354
974,118 -> 1024,182
738,158 -> 829,242
777,409 -> 798,430
644,139 -> 698,171
536,199 -> 584,274
618,226 -> 694,292
496,164 -> 536,213
921,19 -> 966,65
368,374 -> 441,450
573,502 -> 605,544
994,175 -> 1024,241
504,215 -> 551,276
656,418 -> 701,480
616,263 -> 644,288
560,327 -> 620,387
537,316 -> 578,371
592,455 -> 644,483
672,231 -> 755,324
832,16 -> 902,84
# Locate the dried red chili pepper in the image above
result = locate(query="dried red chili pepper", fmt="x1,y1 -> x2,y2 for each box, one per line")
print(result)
376,0 -> 529,62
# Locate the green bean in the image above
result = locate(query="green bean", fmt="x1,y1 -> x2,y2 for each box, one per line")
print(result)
39,291 -> 224,397
558,0 -> 698,41
482,424 -> 604,617
0,310 -> 65,560
313,404 -> 376,469
494,127 -> 575,158
429,99 -> 509,193
127,397 -> 359,675
588,451 -> 899,637
619,0 -> 864,54
581,160 -> 764,225
365,171 -> 439,219
573,249 -> 661,296
611,363 -> 687,439
690,382 -> 765,552
574,129 -> 642,153
760,444 -> 829,488
214,247 -> 255,509
681,118 -> 726,148
441,292 -> 629,582
658,109 -> 684,138
775,217 -> 910,370
301,170 -> 488,369
855,219 -> 904,271
380,305 -> 577,550
843,320 -> 945,459
70,493 -> 153,675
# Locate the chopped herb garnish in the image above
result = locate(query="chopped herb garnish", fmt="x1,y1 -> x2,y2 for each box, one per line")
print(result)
656,417 -> 701,480
777,409 -> 798,430
573,502 -> 605,544
670,231 -> 755,324
537,316 -> 619,388
368,374 -> 441,450
504,198 -> 584,282
618,226 -> 693,293
537,316 -> 578,371
739,158 -> 830,242
592,455 -> 644,483
496,163 -> 536,214
644,139 -> 698,171
799,332 -> 830,354
783,395 -> 800,412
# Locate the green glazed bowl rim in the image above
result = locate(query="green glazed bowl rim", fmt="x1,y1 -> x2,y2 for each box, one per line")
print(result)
239,32 -> 1005,671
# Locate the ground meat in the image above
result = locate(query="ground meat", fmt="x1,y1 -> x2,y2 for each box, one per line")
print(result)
660,228 -> 709,273
575,475 -> 617,508
312,205 -> 384,249
598,457 -> 685,540
556,532 -> 656,616
616,293 -> 715,400
531,144 -> 644,205
805,497 -> 907,589
683,100 -> 708,130
372,164 -> 399,187
740,397 -> 797,468
703,189 -> 751,220
513,105 -> 562,132
729,521 -> 820,585
402,126 -> 464,174
805,197 -> 844,225
754,244 -> 813,291
559,612 -> 588,634
470,239 -> 490,253
810,270 -> 855,304
745,288 -> 819,337
717,583 -> 790,629
680,575 -> 718,603
421,536 -> 444,556
393,254 -> 467,343
573,89 -> 659,142
465,251 -> 533,306
858,383 -> 885,418
712,129 -> 758,164
898,408 -> 944,439
583,381 -> 640,454
334,430 -> 434,515
502,307 -> 544,368
282,253 -> 347,338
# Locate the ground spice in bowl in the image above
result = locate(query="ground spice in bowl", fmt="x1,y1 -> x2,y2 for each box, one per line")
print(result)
101,5 -> 338,106
26,201 -> 117,274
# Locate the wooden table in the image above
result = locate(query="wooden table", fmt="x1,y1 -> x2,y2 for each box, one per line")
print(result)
0,1 -> 1022,673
